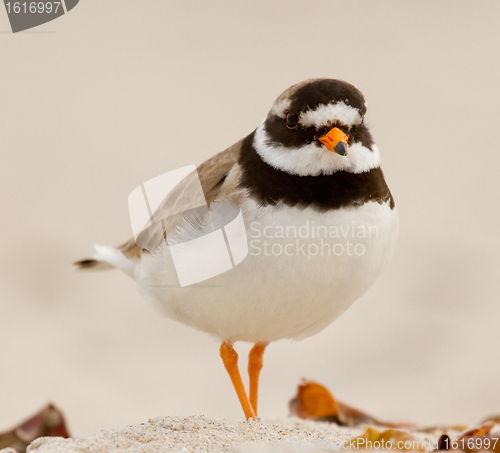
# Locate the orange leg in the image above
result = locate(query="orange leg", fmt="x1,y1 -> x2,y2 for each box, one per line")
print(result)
248,342 -> 267,416
220,342 -> 256,421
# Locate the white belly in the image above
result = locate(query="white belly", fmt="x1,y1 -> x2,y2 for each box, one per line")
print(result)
135,199 -> 398,343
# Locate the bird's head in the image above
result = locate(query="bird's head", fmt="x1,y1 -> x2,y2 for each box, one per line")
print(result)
253,79 -> 380,176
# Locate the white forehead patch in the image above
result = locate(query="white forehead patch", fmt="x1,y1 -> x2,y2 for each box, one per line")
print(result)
253,120 -> 380,176
270,98 -> 291,119
299,101 -> 362,129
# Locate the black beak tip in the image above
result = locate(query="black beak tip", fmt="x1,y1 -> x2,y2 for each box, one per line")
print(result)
334,142 -> 348,156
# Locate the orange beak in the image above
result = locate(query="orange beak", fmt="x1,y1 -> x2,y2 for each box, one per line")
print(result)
318,127 -> 349,156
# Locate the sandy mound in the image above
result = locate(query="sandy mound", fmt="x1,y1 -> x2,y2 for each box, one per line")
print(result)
21,415 -> 361,453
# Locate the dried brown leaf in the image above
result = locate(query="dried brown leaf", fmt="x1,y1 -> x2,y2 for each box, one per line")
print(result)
289,380 -> 339,420
289,380 -> 414,428
459,421 -> 496,441
0,404 -> 70,453
353,426 -> 426,451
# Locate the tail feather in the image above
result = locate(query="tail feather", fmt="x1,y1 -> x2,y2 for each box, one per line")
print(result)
75,244 -> 136,277
74,258 -> 113,270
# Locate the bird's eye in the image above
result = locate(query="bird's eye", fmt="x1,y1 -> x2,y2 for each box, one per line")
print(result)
286,112 -> 299,130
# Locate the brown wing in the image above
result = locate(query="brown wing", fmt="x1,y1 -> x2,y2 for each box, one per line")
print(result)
76,139 -> 242,269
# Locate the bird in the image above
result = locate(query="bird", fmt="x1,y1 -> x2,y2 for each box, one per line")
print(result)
77,78 -> 398,421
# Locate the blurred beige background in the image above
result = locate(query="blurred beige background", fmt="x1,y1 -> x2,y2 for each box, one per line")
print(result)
1,0 -> 499,437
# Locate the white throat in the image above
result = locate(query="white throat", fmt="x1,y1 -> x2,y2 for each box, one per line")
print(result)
253,120 -> 382,176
